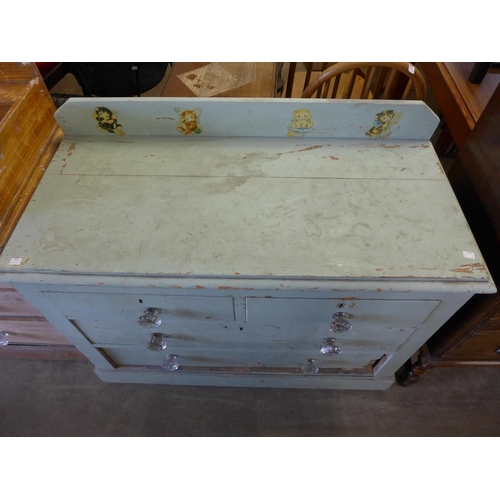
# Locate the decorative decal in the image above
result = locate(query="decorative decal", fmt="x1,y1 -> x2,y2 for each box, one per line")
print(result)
287,108 -> 313,136
93,107 -> 125,135
175,108 -> 203,135
365,110 -> 401,138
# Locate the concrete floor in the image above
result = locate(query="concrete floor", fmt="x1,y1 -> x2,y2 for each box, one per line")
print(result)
1,358 -> 499,436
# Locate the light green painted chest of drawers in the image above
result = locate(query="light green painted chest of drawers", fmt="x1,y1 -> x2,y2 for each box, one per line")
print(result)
0,98 -> 495,389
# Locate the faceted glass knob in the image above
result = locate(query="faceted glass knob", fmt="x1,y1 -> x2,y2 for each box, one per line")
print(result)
320,338 -> 341,355
138,308 -> 161,328
147,333 -> 167,351
302,358 -> 319,374
329,312 -> 352,333
162,354 -> 179,371
0,331 -> 9,347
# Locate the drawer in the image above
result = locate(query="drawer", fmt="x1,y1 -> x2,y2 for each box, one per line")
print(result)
445,332 -> 500,361
0,318 -> 71,345
43,292 -> 235,322
246,297 -> 440,328
76,319 -> 415,352
103,345 -> 388,372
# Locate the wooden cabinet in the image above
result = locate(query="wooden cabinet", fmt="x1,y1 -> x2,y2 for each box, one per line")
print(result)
396,83 -> 500,384
0,63 -> 83,359
0,97 -> 495,389
0,283 -> 81,359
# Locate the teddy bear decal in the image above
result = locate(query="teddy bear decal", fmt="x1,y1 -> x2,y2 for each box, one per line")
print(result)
287,108 -> 314,136
93,107 -> 124,135
365,110 -> 401,138
175,107 -> 203,135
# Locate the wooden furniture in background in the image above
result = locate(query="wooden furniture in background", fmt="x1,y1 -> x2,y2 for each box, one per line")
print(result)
0,63 -> 65,253
0,63 -> 83,360
468,63 -> 500,84
0,283 -> 84,360
301,62 -> 426,100
161,62 -> 280,98
284,63 -> 335,98
396,83 -> 500,385
420,62 -> 500,154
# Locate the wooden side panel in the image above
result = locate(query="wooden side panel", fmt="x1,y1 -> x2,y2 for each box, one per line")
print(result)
443,332 -> 500,361
0,283 -> 70,345
425,84 -> 500,363
420,62 -> 475,150
476,311 -> 500,332
0,285 -> 45,316
0,318 -> 72,345
0,63 -> 39,83
0,63 -> 65,253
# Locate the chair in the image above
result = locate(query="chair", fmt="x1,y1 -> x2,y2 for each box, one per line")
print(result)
300,62 -> 427,101
284,63 -> 336,98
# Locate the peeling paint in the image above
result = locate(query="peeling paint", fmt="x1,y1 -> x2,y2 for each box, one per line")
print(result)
450,263 -> 487,274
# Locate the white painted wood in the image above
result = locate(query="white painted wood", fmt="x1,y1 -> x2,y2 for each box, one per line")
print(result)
54,97 -> 439,140
43,291 -> 235,322
0,98 -> 496,389
94,367 -> 394,390
75,319 -> 415,351
48,137 -> 446,181
1,144 -> 492,282
102,345 -> 383,369
245,297 -> 440,327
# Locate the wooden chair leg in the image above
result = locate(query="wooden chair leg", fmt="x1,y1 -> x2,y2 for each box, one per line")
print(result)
285,62 -> 297,98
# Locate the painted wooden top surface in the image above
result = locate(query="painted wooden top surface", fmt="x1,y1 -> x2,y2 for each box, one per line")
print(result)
53,97 -> 439,140
0,132 -> 493,286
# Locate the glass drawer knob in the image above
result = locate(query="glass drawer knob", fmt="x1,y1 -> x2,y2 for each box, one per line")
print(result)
302,358 -> 319,374
162,354 -> 179,371
320,338 -> 341,355
329,312 -> 352,333
138,308 -> 161,328
147,333 -> 167,351
0,331 -> 9,347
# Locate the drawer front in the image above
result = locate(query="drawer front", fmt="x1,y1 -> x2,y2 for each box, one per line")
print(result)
246,298 -> 440,328
0,318 -> 71,345
44,292 -> 235,322
76,319 -> 415,352
103,345 -> 385,372
445,332 -> 500,361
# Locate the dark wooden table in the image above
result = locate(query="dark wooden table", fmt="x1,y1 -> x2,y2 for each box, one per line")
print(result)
161,62 -> 280,98
396,83 -> 500,385
421,62 -> 500,153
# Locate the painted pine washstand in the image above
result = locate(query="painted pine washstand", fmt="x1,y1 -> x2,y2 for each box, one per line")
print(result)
0,97 -> 495,389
